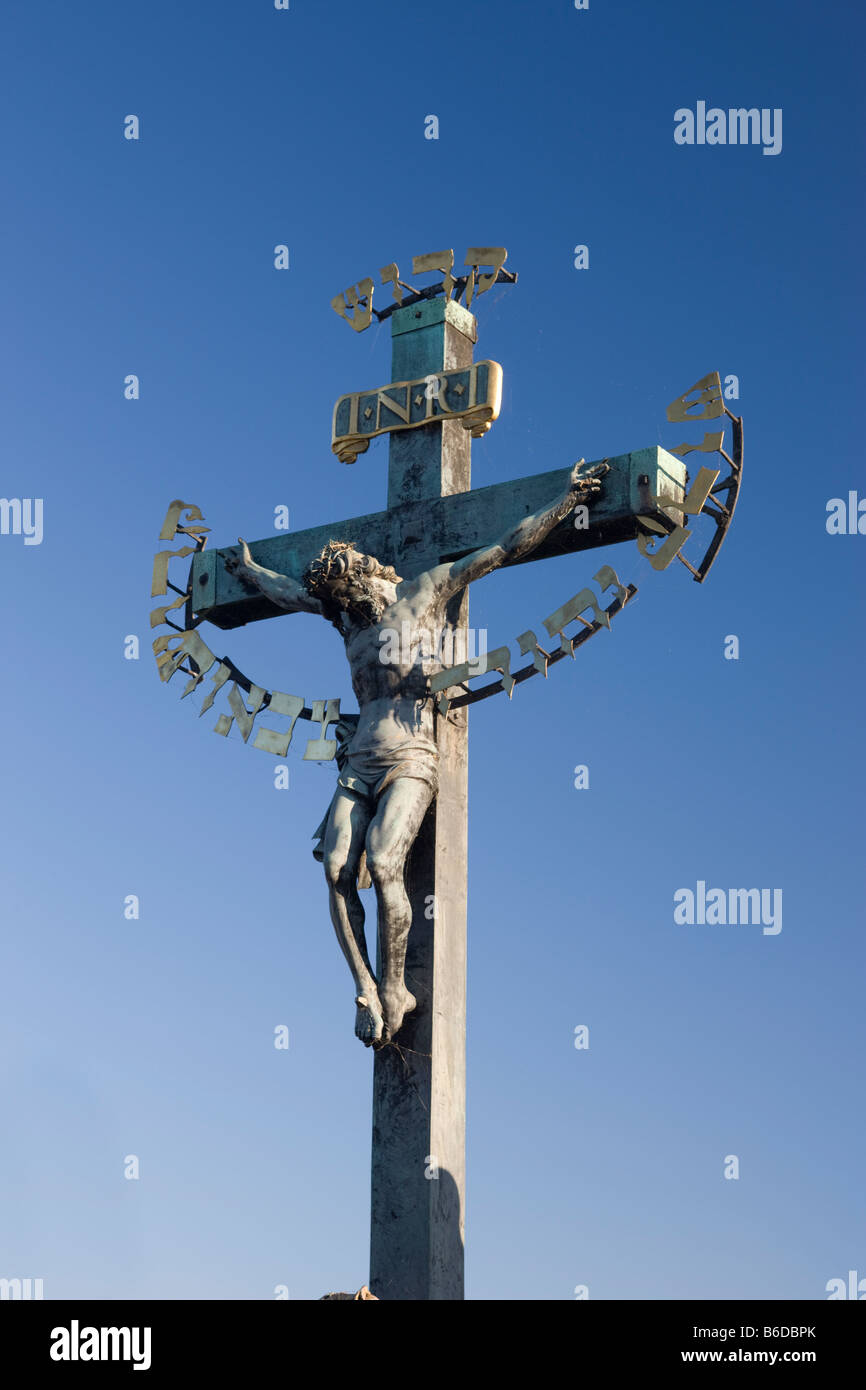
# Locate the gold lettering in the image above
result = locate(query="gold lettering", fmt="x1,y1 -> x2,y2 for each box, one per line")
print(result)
516,630 -> 551,677
380,262 -> 405,307
636,521 -> 691,570
199,662 -> 232,715
214,682 -> 266,741
668,430 -> 725,458
376,387 -> 411,428
153,629 -> 217,684
412,249 -> 456,298
464,247 -> 506,304
158,499 -> 209,541
543,587 -> 610,655
253,691 -> 305,756
150,592 -> 187,627
430,645 -> 515,715
593,564 -> 629,605
331,278 -> 374,333
303,698 -> 341,760
676,466 -> 720,515
666,371 -> 724,423
151,547 -> 196,597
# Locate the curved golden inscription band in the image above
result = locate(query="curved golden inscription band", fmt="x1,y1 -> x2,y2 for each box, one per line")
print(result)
331,246 -> 513,331
429,565 -> 634,716
635,371 -> 744,582
151,500 -> 345,762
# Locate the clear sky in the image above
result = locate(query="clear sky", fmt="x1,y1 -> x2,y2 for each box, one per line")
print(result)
0,0 -> 863,1301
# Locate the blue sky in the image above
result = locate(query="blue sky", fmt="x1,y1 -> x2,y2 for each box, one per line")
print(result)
0,0 -> 863,1300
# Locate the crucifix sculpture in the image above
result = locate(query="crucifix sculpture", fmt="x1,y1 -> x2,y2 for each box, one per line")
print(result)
226,455 -> 607,1049
152,246 -> 742,1300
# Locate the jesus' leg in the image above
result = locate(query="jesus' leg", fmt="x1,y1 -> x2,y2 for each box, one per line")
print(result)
321,787 -> 382,1046
364,776 -> 436,1043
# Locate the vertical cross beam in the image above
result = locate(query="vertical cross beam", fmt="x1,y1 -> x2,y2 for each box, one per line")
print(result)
369,298 -> 475,1300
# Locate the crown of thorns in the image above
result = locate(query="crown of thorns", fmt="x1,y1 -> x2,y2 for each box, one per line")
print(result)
302,540 -> 399,595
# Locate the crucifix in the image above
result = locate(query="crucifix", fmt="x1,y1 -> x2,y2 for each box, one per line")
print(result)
154,247 -> 742,1301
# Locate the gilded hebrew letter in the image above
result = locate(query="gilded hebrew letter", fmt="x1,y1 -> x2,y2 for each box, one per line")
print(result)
672,466 -> 721,516
593,564 -> 629,605
158,499 -> 209,542
477,646 -> 515,696
380,263 -> 405,307
303,698 -> 341,760
668,430 -> 725,458
430,646 -> 516,699
253,691 -> 305,756
464,247 -> 507,304
412,249 -> 456,299
199,662 -> 232,716
151,547 -> 196,597
175,632 -> 218,693
516,629 -> 551,677
331,278 -> 374,332
152,628 -> 217,685
152,631 -> 184,680
666,371 -> 724,423
649,465 -> 721,530
214,682 -> 267,741
543,587 -> 610,656
150,591 -> 187,627
636,521 -> 691,570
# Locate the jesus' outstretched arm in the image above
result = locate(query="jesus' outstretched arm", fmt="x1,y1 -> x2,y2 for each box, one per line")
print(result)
406,457 -> 609,606
225,538 -> 324,616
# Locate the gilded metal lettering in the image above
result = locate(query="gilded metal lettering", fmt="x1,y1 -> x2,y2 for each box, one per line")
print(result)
543,587 -> 611,656
412,249 -> 456,299
304,699 -> 341,761
331,278 -> 374,333
199,662 -> 232,716
516,630 -> 551,677
253,691 -> 305,756
332,362 -> 502,463
430,645 -> 515,716
150,592 -> 187,627
214,682 -> 266,740
380,262 -> 415,307
666,371 -> 724,423
668,430 -> 725,458
158,499 -> 210,541
464,247 -> 506,305
593,565 -> 630,606
636,520 -> 692,570
151,547 -> 196,597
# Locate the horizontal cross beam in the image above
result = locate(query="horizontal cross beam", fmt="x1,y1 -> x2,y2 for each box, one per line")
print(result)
190,446 -> 685,631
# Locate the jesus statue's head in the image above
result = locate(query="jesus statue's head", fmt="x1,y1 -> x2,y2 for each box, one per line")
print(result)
302,540 -> 402,626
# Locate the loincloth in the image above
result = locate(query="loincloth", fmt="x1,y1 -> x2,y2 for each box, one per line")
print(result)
311,737 -> 439,885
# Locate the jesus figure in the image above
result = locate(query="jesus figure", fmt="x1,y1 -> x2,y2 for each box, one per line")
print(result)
226,459 -> 607,1047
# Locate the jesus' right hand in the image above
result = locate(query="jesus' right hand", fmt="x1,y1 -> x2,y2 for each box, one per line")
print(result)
225,537 -> 254,576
